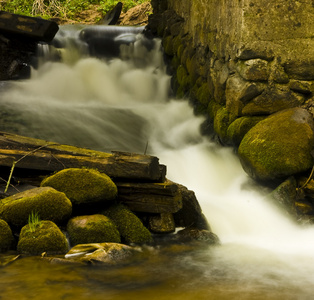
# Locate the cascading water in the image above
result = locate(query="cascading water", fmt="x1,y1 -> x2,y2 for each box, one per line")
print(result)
1,25 -> 314,299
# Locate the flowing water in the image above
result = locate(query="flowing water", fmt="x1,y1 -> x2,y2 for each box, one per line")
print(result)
0,25 -> 314,299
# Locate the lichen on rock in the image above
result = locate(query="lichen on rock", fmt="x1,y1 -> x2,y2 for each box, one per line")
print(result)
40,168 -> 118,205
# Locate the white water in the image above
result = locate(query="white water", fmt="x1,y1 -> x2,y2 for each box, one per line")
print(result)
1,26 -> 314,298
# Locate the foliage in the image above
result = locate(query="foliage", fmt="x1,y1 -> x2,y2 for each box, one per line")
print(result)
28,211 -> 41,233
0,0 -> 149,22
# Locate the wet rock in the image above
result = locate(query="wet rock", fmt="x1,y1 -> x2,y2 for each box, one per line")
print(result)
284,59 -> 314,81
103,204 -> 153,244
0,187 -> 72,227
64,243 -> 140,265
41,168 -> 117,206
268,177 -> 298,217
0,219 -> 14,252
148,213 -> 175,233
238,108 -> 314,181
177,228 -> 220,245
67,214 -> 121,246
17,220 -> 68,255
242,85 -> 305,115
289,80 -> 313,95
173,185 -> 210,230
227,116 -> 265,147
236,59 -> 270,81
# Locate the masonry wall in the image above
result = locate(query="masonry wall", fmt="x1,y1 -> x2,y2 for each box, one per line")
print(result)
149,0 -> 314,145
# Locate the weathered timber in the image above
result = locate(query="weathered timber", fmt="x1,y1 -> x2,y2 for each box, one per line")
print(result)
116,180 -> 183,213
0,11 -> 59,42
0,131 -> 163,181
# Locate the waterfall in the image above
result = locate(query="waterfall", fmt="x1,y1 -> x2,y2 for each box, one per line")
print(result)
1,25 -> 314,298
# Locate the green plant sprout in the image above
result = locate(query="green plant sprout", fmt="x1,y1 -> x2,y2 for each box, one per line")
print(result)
28,211 -> 41,233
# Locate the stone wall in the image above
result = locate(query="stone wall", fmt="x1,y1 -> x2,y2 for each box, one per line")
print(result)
148,0 -> 314,175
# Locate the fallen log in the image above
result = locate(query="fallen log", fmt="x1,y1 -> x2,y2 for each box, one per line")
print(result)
0,11 -> 59,42
0,131 -> 165,181
116,180 -> 182,213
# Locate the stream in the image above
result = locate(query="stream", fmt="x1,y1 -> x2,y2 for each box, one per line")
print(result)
0,25 -> 314,299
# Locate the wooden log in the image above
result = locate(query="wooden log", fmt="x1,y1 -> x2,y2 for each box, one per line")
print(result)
0,131 -> 163,181
0,11 -> 59,42
116,180 -> 182,213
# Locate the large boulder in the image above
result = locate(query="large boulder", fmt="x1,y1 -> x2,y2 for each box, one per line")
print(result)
103,204 -> 153,244
67,214 -> 121,246
0,219 -> 14,252
238,108 -> 314,181
41,168 -> 117,206
17,220 -> 68,255
0,187 -> 72,227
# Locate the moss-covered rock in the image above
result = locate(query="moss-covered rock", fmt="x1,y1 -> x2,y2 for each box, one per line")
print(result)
17,220 -> 68,255
0,219 -> 14,252
0,187 -> 72,227
213,107 -> 236,144
41,168 -> 117,206
227,116 -> 265,146
103,204 -> 153,244
67,214 -> 121,246
238,108 -> 314,181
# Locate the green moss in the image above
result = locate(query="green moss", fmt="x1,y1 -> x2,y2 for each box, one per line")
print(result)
162,35 -> 175,56
207,100 -> 221,121
103,204 -> 152,244
41,168 -> 117,205
196,82 -> 211,106
17,220 -> 68,255
213,107 -> 236,144
172,35 -> 182,55
238,108 -> 314,181
0,219 -> 14,252
227,116 -> 265,146
67,214 -> 121,246
0,187 -> 72,227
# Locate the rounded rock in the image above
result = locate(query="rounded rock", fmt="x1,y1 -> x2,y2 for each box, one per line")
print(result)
41,168 -> 117,205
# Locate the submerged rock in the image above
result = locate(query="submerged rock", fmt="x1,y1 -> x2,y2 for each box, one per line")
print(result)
238,108 -> 314,181
40,168 -> 118,205
64,243 -> 141,265
103,204 -> 153,244
17,220 -> 68,255
0,219 -> 14,252
67,214 -> 121,246
0,187 -> 72,227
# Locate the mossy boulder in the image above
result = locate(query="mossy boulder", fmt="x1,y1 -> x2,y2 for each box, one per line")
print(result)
0,219 -> 14,252
67,214 -> 121,246
103,204 -> 153,244
227,116 -> 265,146
41,168 -> 117,206
238,108 -> 314,181
0,187 -> 72,227
17,220 -> 68,255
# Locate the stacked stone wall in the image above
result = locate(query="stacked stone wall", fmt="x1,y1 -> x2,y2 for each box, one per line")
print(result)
149,0 -> 314,146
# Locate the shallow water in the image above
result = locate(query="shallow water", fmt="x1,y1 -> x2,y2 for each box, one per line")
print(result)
1,26 -> 314,299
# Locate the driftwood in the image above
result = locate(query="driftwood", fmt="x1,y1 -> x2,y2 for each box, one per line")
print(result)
0,131 -> 165,181
116,180 -> 182,213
